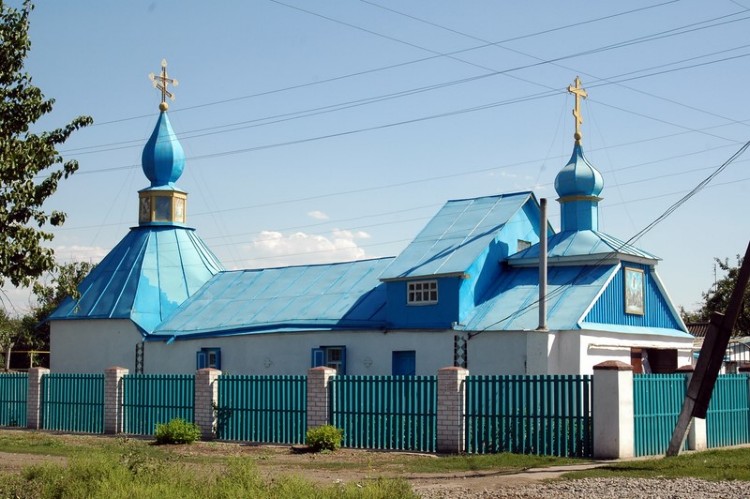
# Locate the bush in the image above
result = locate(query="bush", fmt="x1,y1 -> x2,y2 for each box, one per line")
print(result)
154,418 -> 202,445
306,425 -> 343,452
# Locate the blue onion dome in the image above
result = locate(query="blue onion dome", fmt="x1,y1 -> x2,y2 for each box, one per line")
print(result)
141,111 -> 185,187
555,142 -> 603,198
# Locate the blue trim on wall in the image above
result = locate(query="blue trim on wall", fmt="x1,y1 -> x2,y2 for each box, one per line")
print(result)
584,263 -> 682,330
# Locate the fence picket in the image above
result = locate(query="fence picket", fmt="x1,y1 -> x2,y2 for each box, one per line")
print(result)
465,375 -> 592,457
216,375 -> 306,445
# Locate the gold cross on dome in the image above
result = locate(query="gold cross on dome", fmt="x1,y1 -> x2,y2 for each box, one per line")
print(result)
149,59 -> 179,111
567,76 -> 587,143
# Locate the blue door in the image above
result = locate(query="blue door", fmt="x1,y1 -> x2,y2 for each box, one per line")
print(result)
392,350 -> 416,376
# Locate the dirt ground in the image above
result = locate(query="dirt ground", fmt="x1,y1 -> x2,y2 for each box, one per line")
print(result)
0,434 -> 605,496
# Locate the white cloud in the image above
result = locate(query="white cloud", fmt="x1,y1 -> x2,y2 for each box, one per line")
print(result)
307,210 -> 329,220
53,245 -> 109,264
240,229 -> 370,268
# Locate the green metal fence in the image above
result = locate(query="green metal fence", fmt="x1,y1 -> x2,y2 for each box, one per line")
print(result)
41,373 -> 104,433
706,374 -> 750,448
330,375 -> 437,452
216,375 -> 307,444
0,373 -> 27,427
633,373 -> 688,456
122,374 -> 195,435
465,375 -> 592,457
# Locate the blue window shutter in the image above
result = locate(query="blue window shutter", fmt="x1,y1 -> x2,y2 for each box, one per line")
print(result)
214,349 -> 221,370
340,346 -> 347,375
392,350 -> 416,376
196,351 -> 207,369
311,348 -> 325,367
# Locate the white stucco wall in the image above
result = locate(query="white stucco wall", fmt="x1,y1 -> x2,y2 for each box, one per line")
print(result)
50,319 -> 143,373
578,330 -> 694,374
144,330 -> 458,375
466,331 -> 527,375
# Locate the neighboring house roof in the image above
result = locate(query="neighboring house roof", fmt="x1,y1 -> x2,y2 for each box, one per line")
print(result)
152,257 -> 393,340
380,192 -> 535,280
687,322 -> 708,338
49,226 -> 224,334
508,229 -> 659,266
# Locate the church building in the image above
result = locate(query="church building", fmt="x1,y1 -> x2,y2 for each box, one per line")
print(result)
49,69 -> 694,376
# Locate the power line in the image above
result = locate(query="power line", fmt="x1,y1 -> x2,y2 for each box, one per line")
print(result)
469,137 -> 750,338
89,2 -> 680,128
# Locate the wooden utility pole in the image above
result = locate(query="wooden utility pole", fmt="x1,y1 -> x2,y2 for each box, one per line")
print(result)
666,241 -> 750,456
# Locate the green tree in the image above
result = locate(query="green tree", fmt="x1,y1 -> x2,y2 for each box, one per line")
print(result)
17,260 -> 94,367
0,309 -> 21,370
0,1 -> 92,292
682,255 -> 750,336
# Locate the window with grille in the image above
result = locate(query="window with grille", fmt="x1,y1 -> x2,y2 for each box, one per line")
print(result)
407,280 -> 438,305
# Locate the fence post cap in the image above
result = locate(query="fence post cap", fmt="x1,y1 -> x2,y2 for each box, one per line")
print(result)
104,366 -> 129,373
593,360 -> 633,371
675,364 -> 695,372
196,368 -> 222,375
308,366 -> 336,374
438,366 -> 468,373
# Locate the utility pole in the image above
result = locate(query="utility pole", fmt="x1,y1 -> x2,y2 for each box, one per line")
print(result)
667,241 -> 750,456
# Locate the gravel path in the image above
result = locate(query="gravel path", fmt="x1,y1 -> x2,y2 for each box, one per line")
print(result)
416,477 -> 750,499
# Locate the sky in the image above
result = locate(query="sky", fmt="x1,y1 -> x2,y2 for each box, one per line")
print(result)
2,0 -> 750,315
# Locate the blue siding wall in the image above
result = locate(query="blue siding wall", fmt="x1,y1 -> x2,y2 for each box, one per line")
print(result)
459,201 -> 541,323
385,277 -> 461,328
584,263 -> 681,329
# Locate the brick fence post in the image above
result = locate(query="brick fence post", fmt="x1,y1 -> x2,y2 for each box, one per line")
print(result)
307,366 -> 336,430
195,368 -> 221,440
676,364 -> 706,451
104,366 -> 129,434
26,367 -> 49,430
437,366 -> 468,454
593,360 -> 634,459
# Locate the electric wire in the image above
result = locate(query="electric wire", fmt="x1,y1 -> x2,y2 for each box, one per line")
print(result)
468,137 -> 750,338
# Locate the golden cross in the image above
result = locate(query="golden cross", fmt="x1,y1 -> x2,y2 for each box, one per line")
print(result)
567,76 -> 587,142
149,59 -> 179,111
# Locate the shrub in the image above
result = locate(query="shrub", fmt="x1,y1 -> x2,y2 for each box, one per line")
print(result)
306,425 -> 343,452
154,418 -> 201,445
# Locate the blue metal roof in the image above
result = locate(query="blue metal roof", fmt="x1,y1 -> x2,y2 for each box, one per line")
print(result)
508,229 -> 659,265
380,192 -> 534,280
153,257 -> 393,339
463,265 -> 616,331
49,226 -> 224,333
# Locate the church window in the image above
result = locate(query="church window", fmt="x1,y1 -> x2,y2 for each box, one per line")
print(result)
311,346 -> 346,374
196,347 -> 221,370
154,196 -> 172,221
407,280 -> 438,305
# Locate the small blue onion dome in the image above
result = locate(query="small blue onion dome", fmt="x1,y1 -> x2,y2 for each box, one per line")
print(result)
555,142 -> 603,198
141,111 -> 185,187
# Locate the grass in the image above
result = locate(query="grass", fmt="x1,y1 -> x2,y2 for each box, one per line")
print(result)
0,440 -> 418,499
564,448 -> 750,482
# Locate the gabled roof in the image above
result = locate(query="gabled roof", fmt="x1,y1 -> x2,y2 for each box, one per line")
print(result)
508,229 -> 658,266
463,265 -> 617,331
380,192 -> 535,280
462,264 -> 691,338
49,226 -> 223,333
152,257 -> 393,339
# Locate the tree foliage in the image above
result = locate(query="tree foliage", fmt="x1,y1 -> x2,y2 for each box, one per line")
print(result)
21,260 -> 94,352
0,1 -> 92,289
682,255 -> 750,336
